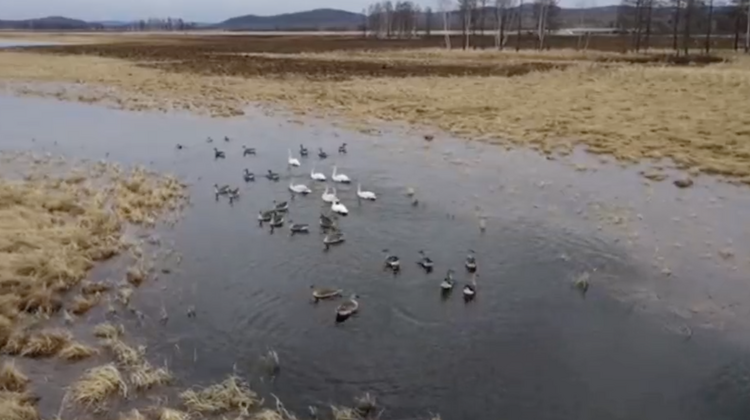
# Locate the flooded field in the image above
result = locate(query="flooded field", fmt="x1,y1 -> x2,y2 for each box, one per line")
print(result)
3,93 -> 750,420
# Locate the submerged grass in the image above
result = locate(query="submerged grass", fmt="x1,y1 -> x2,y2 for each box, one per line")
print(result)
69,363 -> 127,408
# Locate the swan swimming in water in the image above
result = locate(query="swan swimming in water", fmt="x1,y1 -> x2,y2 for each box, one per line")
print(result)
289,181 -> 312,195
332,166 -> 351,184
288,149 -> 301,167
331,199 -> 348,215
357,184 -> 376,201
321,185 -> 337,203
310,164 -> 327,181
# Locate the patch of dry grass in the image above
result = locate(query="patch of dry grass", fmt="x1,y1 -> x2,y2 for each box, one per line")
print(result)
93,322 -> 124,340
0,391 -> 40,420
69,363 -> 127,408
59,341 -> 99,361
0,362 -> 29,392
119,409 -> 146,420
129,361 -> 172,390
180,375 -> 258,415
157,408 -> 190,420
102,337 -> 144,366
20,329 -> 72,358
69,294 -> 100,315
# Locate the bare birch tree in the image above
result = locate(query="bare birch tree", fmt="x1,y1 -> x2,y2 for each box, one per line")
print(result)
494,0 -> 516,49
516,0 -> 524,50
438,0 -> 453,48
534,0 -> 551,49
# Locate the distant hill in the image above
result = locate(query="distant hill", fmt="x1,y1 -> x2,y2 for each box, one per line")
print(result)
0,16 -> 101,30
217,8 -> 364,31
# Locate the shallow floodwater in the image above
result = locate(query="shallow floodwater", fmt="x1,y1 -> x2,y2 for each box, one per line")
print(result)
3,94 -> 750,420
0,40 -> 61,48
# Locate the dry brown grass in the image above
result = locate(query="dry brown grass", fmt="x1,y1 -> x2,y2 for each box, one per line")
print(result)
93,322 -> 124,340
1,50 -> 749,183
69,363 -> 127,408
0,362 -> 29,392
119,409 -> 146,420
69,294 -> 100,315
19,329 -> 72,358
102,337 -> 144,366
129,361 -> 172,390
80,281 -> 111,296
0,391 -> 40,420
59,341 -> 99,361
180,375 -> 259,415
157,408 -> 190,420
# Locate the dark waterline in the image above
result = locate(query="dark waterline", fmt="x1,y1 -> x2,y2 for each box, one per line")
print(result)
2,95 -> 750,420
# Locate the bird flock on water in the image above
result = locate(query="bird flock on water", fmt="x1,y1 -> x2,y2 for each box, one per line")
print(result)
178,136 -> 481,322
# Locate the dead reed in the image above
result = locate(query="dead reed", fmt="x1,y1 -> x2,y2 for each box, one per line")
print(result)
180,375 -> 259,415
59,342 -> 99,361
19,329 -> 72,358
129,361 -> 172,390
69,363 -> 127,408
93,322 -> 124,340
0,362 -> 29,392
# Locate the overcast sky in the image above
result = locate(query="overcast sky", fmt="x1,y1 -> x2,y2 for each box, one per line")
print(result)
4,0 -> 608,22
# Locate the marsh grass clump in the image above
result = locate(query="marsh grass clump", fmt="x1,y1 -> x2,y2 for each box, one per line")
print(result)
102,337 -> 144,366
20,329 -> 72,358
0,362 -> 29,392
69,363 -> 127,409
69,294 -> 100,315
331,406 -> 360,420
180,375 -> 258,415
59,341 -> 99,361
93,322 -> 123,340
156,408 -> 190,420
129,361 -> 172,390
118,409 -> 146,420
3,330 -> 29,355
0,391 -> 40,420
81,281 -> 111,296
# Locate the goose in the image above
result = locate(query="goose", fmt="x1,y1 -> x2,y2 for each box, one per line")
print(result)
242,145 -> 256,156
331,199 -> 348,215
289,220 -> 310,234
224,136 -> 231,142
320,213 -> 336,230
465,250 -> 478,273
440,269 -> 455,292
299,144 -> 309,157
214,184 -> 230,196
310,285 -> 342,302
273,200 -> 289,212
356,184 -> 376,201
270,212 -> 285,228
214,148 -> 226,159
318,148 -> 328,159
322,185 -> 337,203
338,143 -> 347,154
206,137 -> 214,143
310,164 -> 326,181
227,188 -> 240,204
258,209 -> 275,224
265,170 -> 280,181
335,294 -> 359,321
289,181 -> 312,195
332,166 -> 351,184
417,250 -> 434,272
324,231 -> 345,250
288,149 -> 301,167
382,249 -> 400,271
243,169 -> 255,182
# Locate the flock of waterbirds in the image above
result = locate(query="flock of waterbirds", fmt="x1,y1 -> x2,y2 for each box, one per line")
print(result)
179,136 -> 481,322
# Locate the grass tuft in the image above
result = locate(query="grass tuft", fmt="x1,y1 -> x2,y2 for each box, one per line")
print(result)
102,337 -> 144,366
20,329 -> 72,358
93,322 -> 123,340
180,375 -> 258,415
69,294 -> 100,315
0,362 -> 29,392
157,408 -> 190,420
129,361 -> 172,390
0,391 -> 40,420
118,409 -> 146,420
59,341 -> 99,361
69,363 -> 127,408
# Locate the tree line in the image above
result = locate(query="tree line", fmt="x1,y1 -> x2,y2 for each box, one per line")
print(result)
362,0 -> 750,53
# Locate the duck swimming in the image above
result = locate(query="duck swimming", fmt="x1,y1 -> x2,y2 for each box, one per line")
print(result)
300,144 -> 309,157
289,220 -> 310,235
224,136 -> 231,142
320,213 -> 336,230
417,250 -> 434,272
338,143 -> 347,154
318,148 -> 328,159
243,169 -> 255,182
335,294 -> 359,322
242,145 -> 256,156
440,269 -> 455,293
465,250 -> 477,273
382,249 -> 400,272
273,200 -> 289,212
270,212 -> 285,228
324,231 -> 345,250
265,170 -> 280,181
214,148 -> 226,159
258,209 -> 275,224
310,285 -> 342,302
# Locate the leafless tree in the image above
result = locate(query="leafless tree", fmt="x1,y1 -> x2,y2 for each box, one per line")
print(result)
480,0 -> 489,39
516,0 -> 524,50
459,0 -> 473,49
438,0 -> 453,48
705,0 -> 715,52
672,0 -> 682,52
683,0 -> 694,55
425,6 -> 434,36
495,0 -> 516,49
534,0 -> 552,49
746,0 -> 750,52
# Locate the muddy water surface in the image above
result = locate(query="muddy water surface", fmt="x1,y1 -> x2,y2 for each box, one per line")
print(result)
2,94 -> 750,420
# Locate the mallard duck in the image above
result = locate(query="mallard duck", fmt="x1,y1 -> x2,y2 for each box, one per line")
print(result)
335,294 -> 359,321
243,169 -> 255,182
242,145 -> 256,156
324,231 -> 345,250
265,170 -> 280,181
213,148 -> 226,159
417,250 -> 434,272
338,143 -> 347,154
311,285 -> 342,302
465,250 -> 477,273
289,220 -> 310,235
382,249 -> 400,271
318,148 -> 328,159
300,144 -> 309,157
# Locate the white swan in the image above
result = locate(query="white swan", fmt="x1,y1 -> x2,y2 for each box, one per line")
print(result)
331,199 -> 348,215
288,149 -> 300,167
289,181 -> 311,195
357,184 -> 376,200
332,166 -> 351,184
310,164 -> 326,181
322,185 -> 337,203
